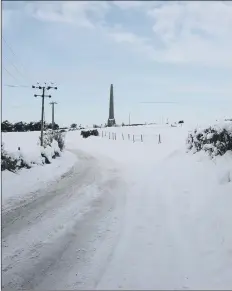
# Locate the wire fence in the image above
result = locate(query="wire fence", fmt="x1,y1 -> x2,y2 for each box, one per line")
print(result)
99,131 -> 162,144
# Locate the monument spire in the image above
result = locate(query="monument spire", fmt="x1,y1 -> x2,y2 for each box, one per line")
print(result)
107,84 -> 116,127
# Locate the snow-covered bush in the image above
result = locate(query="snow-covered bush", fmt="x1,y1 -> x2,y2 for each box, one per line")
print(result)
2,130 -> 65,171
1,143 -> 18,172
1,143 -> 33,172
39,130 -> 65,152
41,145 -> 55,164
53,131 -> 65,151
81,129 -> 99,138
38,130 -> 64,164
2,129 -> 66,172
187,122 -> 232,157
43,130 -> 54,147
40,140 -> 61,164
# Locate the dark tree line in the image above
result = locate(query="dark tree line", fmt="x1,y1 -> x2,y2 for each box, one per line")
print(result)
1,120 -> 59,132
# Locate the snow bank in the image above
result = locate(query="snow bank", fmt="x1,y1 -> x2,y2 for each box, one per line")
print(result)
2,131 -> 78,209
2,151 -> 77,209
2,130 -> 65,172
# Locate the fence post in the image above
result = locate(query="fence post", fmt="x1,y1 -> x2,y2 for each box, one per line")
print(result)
141,134 -> 143,142
122,133 -> 124,140
105,132 -> 106,136
115,133 -> 116,140
102,131 -> 103,138
133,135 -> 135,143
109,132 -> 110,139
158,134 -> 161,144
128,134 -> 130,140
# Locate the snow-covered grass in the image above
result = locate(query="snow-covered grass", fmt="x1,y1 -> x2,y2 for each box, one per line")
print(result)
98,124 -> 187,144
67,124 -> 189,166
3,131 -> 40,155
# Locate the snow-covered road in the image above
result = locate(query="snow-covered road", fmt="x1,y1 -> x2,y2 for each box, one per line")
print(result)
2,149 -> 127,290
2,127 -> 232,290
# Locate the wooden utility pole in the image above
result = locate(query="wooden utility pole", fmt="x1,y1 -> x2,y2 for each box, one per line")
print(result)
32,84 -> 57,146
49,101 -> 58,130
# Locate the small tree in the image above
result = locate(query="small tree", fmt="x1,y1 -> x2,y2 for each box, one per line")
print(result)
70,123 -> 77,130
47,123 -> 59,130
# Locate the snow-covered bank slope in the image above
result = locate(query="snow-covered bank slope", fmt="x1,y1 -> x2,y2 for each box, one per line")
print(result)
2,151 -> 77,209
97,150 -> 232,290
2,131 -> 77,209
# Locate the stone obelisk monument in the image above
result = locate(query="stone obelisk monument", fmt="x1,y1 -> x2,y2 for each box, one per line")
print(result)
107,84 -> 116,127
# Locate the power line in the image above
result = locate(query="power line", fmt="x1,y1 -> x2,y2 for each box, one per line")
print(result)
140,101 -> 179,104
2,65 -> 20,82
2,36 -> 33,83
3,54 -> 30,84
4,84 -> 30,88
2,36 -> 18,58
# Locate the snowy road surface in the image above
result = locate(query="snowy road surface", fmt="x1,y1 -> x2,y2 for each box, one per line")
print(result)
2,149 -> 127,290
2,131 -> 232,290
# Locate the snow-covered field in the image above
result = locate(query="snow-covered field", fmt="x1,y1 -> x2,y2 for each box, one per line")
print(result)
2,123 -> 232,290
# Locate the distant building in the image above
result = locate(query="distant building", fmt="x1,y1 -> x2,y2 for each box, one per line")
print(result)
107,84 -> 116,127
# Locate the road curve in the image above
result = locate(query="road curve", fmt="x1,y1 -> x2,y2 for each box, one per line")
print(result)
2,149 -> 127,290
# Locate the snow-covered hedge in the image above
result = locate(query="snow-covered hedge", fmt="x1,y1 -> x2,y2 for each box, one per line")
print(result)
39,130 -> 65,151
1,143 -> 19,172
40,140 -> 61,164
187,122 -> 232,157
81,129 -> 99,138
1,143 -> 36,172
38,130 -> 65,163
39,130 -> 65,164
2,130 -> 66,172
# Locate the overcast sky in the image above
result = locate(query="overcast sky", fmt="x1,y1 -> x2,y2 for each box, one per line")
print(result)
2,1 -> 232,127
